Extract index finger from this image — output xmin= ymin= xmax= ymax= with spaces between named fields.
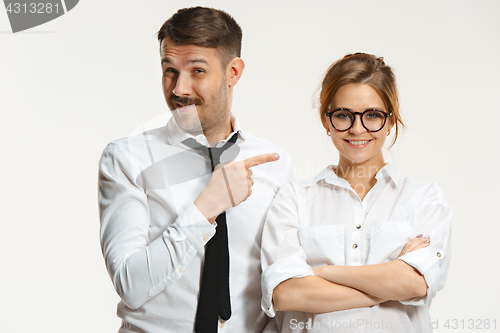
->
xmin=244 ymin=153 xmax=280 ymax=168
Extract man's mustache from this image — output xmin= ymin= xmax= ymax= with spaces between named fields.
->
xmin=170 ymin=96 xmax=203 ymax=107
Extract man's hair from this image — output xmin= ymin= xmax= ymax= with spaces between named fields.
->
xmin=157 ymin=7 xmax=242 ymax=68
xmin=319 ymin=53 xmax=405 ymax=147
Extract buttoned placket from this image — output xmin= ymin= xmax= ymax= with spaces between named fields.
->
xmin=351 ymin=179 xmax=389 ymax=265
xmin=325 ymin=175 xmax=364 ymax=266
xmin=327 ymin=174 xmax=389 ymax=266
xmin=350 ymin=194 xmax=364 ymax=265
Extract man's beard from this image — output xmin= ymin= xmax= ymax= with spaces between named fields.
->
xmin=168 ymin=78 xmax=229 ymax=138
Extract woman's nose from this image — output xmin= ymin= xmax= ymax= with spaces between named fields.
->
xmin=349 ymin=115 xmax=366 ymax=134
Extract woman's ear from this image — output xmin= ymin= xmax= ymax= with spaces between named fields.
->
xmin=388 ymin=115 xmax=395 ymax=132
xmin=227 ymin=58 xmax=245 ymax=87
xmin=321 ymin=113 xmax=330 ymax=133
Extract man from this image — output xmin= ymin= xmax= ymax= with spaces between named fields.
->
xmin=98 ymin=7 xmax=292 ymax=333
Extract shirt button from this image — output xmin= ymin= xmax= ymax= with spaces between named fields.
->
xmin=196 ymin=137 xmax=202 ymax=143
xmin=356 ymin=224 xmax=361 ymax=229
xmin=352 ymin=244 xmax=358 ymax=249
xmin=437 ymin=252 xmax=441 ymax=257
xmin=220 ymin=322 xmax=225 ymax=328
xmin=203 ymin=235 xmax=209 ymax=241
xmin=179 ymin=267 xmax=184 ymax=273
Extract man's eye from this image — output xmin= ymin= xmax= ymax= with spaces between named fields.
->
xmin=163 ymin=68 xmax=178 ymax=77
xmin=193 ymin=68 xmax=205 ymax=74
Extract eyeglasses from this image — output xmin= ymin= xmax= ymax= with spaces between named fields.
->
xmin=326 ymin=108 xmax=392 ymax=132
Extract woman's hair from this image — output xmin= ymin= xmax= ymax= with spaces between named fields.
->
xmin=319 ymin=53 xmax=404 ymax=147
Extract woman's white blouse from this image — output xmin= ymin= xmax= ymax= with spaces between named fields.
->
xmin=261 ymin=164 xmax=452 ymax=333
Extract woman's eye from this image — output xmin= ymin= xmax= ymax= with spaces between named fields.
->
xmin=366 ymin=111 xmax=383 ymax=119
xmin=334 ymin=112 xmax=351 ymax=119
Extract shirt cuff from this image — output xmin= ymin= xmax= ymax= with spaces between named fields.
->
xmin=261 ymin=256 xmax=313 ymax=317
xmin=173 ymin=203 xmax=216 ymax=249
xmin=398 ymin=247 xmax=443 ymax=306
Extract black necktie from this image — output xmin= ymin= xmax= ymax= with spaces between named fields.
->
xmin=183 ymin=134 xmax=238 ymax=333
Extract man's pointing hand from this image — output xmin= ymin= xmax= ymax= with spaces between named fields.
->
xmin=194 ymin=153 xmax=280 ymax=223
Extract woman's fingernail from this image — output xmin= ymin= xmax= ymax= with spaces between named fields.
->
xmin=416 ymin=234 xmax=422 ymax=238
xmin=424 ymin=239 xmax=430 ymax=243
xmin=424 ymin=235 xmax=430 ymax=238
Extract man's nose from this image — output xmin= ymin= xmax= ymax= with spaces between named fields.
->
xmin=173 ymin=73 xmax=192 ymax=96
xmin=349 ymin=115 xmax=366 ymax=134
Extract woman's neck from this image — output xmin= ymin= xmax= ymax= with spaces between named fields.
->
xmin=336 ymin=155 xmax=386 ymax=200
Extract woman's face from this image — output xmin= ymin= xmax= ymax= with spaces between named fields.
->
xmin=326 ymin=83 xmax=393 ymax=167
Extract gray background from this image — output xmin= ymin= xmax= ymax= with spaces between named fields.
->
xmin=1 ymin=0 xmax=499 ymax=332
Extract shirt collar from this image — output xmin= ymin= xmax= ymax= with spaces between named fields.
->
xmin=375 ymin=163 xmax=400 ymax=186
xmin=304 ymin=163 xmax=400 ymax=188
xmin=165 ymin=113 xmax=245 ymax=147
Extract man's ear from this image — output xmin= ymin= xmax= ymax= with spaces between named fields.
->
xmin=227 ymin=58 xmax=245 ymax=87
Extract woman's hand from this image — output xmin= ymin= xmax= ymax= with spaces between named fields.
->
xmin=398 ymin=234 xmax=430 ymax=258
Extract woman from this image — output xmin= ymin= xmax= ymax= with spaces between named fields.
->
xmin=261 ymin=53 xmax=452 ymax=332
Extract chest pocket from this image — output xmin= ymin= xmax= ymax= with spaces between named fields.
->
xmin=298 ymin=224 xmax=345 ymax=266
xmin=369 ymin=221 xmax=411 ymax=264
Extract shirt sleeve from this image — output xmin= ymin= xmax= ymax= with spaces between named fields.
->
xmin=98 ymin=142 xmax=216 ymax=309
xmin=261 ymin=316 xmax=279 ymax=333
xmin=260 ymin=181 xmax=314 ymax=317
xmin=397 ymin=182 xmax=452 ymax=306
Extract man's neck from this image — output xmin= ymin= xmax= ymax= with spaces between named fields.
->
xmin=206 ymin=121 xmax=233 ymax=147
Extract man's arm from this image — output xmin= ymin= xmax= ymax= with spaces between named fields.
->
xmin=99 ymin=143 xmax=216 ymax=309
xmin=99 ymin=143 xmax=279 ymax=309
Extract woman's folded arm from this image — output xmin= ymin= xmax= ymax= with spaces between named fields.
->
xmin=312 ymin=260 xmax=427 ymax=301
xmin=273 ymin=275 xmax=387 ymax=313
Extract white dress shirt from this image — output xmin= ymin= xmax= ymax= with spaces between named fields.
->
xmin=99 ymin=115 xmax=293 ymax=333
xmin=261 ymin=164 xmax=452 ymax=333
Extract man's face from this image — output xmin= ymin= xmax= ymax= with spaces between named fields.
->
xmin=160 ymin=38 xmax=231 ymax=139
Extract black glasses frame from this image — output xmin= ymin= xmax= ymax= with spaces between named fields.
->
xmin=326 ymin=108 xmax=393 ymax=132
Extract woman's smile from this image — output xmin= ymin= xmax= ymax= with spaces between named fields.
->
xmin=344 ymin=139 xmax=373 ymax=149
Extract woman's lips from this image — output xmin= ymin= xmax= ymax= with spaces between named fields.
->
xmin=344 ymin=139 xmax=372 ymax=149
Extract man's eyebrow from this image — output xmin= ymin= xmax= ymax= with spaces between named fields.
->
xmin=187 ymin=58 xmax=209 ymax=65
xmin=161 ymin=58 xmax=209 ymax=66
